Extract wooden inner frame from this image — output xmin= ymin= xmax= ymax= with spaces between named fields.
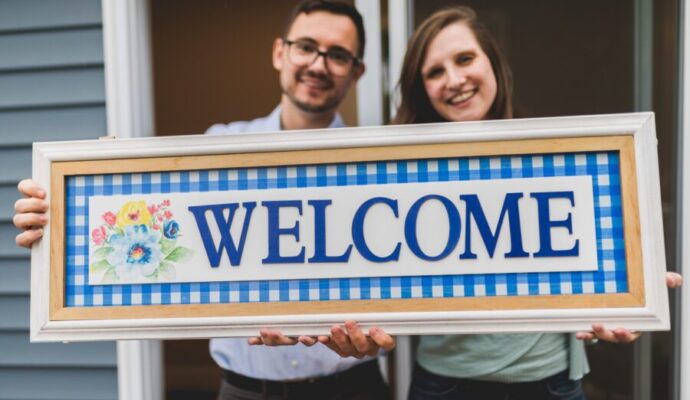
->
xmin=49 ymin=135 xmax=644 ymax=321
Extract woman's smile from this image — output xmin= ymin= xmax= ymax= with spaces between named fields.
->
xmin=446 ymin=88 xmax=478 ymax=106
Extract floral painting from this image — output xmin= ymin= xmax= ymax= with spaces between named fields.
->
xmin=89 ymin=200 xmax=193 ymax=284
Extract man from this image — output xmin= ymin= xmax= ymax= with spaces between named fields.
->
xmin=14 ymin=2 xmax=392 ymax=399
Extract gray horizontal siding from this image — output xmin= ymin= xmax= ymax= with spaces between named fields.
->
xmin=0 ymin=185 xmax=18 ymax=220
xmin=0 ymin=332 xmax=117 ymax=367
xmin=0 ymin=106 xmax=107 ymax=147
xmin=0 ymin=259 xmax=29 ymax=294
xmin=0 ymin=295 xmax=28 ymax=329
xmin=0 ymin=223 xmax=28 ymax=257
xmin=0 ymin=0 xmax=101 ymax=33
xmin=0 ymin=148 xmax=31 ymax=185
xmin=0 ymin=67 xmax=105 ymax=109
xmin=0 ymin=367 xmax=118 ymax=400
xmin=0 ymin=28 xmax=103 ymax=71
xmin=0 ymin=1 xmax=117 ymax=399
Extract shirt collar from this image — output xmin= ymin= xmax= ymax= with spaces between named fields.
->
xmin=268 ymin=105 xmax=347 ymax=131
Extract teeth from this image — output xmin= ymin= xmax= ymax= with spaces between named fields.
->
xmin=449 ymin=90 xmax=475 ymax=104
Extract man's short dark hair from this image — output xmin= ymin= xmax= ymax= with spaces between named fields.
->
xmin=283 ymin=0 xmax=366 ymax=58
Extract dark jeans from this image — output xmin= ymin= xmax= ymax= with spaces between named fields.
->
xmin=217 ymin=360 xmax=389 ymax=400
xmin=408 ymin=364 xmax=585 ymax=400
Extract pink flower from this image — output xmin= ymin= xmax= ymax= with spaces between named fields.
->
xmin=147 ymin=204 xmax=158 ymax=215
xmin=157 ymin=215 xmax=163 ymax=222
xmin=91 ymin=226 xmax=107 ymax=245
xmin=102 ymin=212 xmax=117 ymax=226
xmin=164 ymin=210 xmax=173 ymax=219
xmin=153 ymin=224 xmax=160 ymax=230
xmin=162 ymin=200 xmax=170 ymax=207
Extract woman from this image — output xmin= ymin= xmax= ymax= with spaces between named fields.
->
xmin=255 ymin=6 xmax=683 ymax=399
xmin=393 ymin=7 xmax=585 ymax=399
xmin=372 ymin=6 xmax=678 ymax=399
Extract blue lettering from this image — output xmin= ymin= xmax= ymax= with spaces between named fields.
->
xmin=352 ymin=197 xmax=401 ymax=262
xmin=188 ymin=202 xmax=256 ymax=267
xmin=308 ymin=199 xmax=352 ymax=263
xmin=262 ymin=200 xmax=305 ymax=264
xmin=405 ymin=195 xmax=460 ymax=261
xmin=460 ymin=193 xmax=528 ymax=259
xmin=531 ymin=191 xmax=579 ymax=257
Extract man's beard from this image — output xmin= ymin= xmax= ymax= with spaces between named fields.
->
xmin=284 ymin=70 xmax=340 ymax=113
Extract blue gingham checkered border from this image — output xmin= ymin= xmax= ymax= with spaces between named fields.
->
xmin=65 ymin=151 xmax=625 ymax=307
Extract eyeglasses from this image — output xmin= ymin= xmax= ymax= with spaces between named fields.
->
xmin=283 ymin=38 xmax=360 ymax=76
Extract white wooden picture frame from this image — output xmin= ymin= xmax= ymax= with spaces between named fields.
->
xmin=30 ymin=112 xmax=669 ymax=342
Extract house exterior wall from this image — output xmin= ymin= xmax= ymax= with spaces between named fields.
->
xmin=0 ymin=1 xmax=118 ymax=399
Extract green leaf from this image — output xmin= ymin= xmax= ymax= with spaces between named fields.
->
xmin=89 ymin=259 xmax=112 ymax=274
xmin=158 ymin=261 xmax=176 ymax=280
xmin=93 ymin=246 xmax=114 ymax=259
xmin=165 ymin=247 xmax=194 ymax=263
xmin=101 ymin=268 xmax=118 ymax=284
xmin=159 ymin=238 xmax=176 ymax=256
xmin=144 ymin=271 xmax=158 ymax=282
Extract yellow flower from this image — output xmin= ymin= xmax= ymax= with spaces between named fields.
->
xmin=116 ymin=201 xmax=152 ymax=228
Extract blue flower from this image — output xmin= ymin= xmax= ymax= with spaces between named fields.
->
xmin=107 ymin=224 xmax=163 ymax=281
xmin=163 ymin=220 xmax=180 ymax=239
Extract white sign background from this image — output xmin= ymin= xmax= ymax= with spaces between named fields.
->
xmin=88 ymin=176 xmax=597 ymax=285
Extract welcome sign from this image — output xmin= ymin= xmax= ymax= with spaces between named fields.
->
xmin=31 ymin=113 xmax=670 ymax=341
xmin=87 ymin=175 xmax=597 ymax=285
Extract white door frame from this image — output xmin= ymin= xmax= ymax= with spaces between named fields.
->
xmin=101 ymin=1 xmax=162 ymax=400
